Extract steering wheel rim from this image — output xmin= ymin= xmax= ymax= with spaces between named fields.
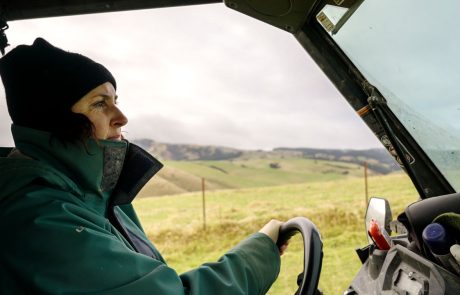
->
xmin=277 ymin=217 xmax=323 ymax=295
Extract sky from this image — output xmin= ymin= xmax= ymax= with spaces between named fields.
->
xmin=0 ymin=3 xmax=382 ymax=150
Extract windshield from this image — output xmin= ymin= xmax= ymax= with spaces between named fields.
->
xmin=317 ymin=0 xmax=460 ymax=192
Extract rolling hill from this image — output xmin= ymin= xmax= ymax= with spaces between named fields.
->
xmin=132 ymin=139 xmax=400 ymax=173
xmin=132 ymin=139 xmax=402 ymax=197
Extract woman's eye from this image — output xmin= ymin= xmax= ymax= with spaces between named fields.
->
xmin=92 ymin=101 xmax=106 ymax=109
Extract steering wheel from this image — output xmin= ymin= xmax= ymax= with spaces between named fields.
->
xmin=277 ymin=217 xmax=323 ymax=295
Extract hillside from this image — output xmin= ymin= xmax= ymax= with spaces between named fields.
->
xmin=138 ymin=155 xmax=386 ymax=198
xmin=274 ymin=147 xmax=400 ymax=174
xmin=132 ymin=139 xmax=401 ymax=174
xmin=132 ymin=139 xmax=402 ymax=197
xmin=133 ymin=139 xmax=243 ymax=161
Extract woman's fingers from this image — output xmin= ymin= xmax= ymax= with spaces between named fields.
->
xmin=259 ymin=219 xmax=291 ymax=255
xmin=279 ymin=241 xmax=289 ymax=255
xmin=259 ymin=219 xmax=284 ymax=242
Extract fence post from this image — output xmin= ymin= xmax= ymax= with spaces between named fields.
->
xmin=364 ymin=161 xmax=368 ymax=207
xmin=202 ymin=177 xmax=206 ymax=231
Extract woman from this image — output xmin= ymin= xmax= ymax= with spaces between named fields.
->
xmin=0 ymin=38 xmax=287 ymax=294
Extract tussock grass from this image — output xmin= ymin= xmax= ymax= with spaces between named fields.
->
xmin=134 ymin=173 xmax=417 ymax=294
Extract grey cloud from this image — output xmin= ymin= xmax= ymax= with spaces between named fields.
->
xmin=125 ymin=103 xmax=380 ymax=150
xmin=0 ymin=4 xmax=382 ymax=150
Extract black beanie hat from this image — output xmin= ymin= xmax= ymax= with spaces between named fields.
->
xmin=0 ymin=37 xmax=116 ymax=132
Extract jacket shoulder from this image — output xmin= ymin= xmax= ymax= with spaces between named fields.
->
xmin=0 ymin=156 xmax=81 ymax=201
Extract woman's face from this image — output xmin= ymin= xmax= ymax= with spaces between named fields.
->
xmin=71 ymin=82 xmax=128 ymax=141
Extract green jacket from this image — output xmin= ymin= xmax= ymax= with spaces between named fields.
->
xmin=0 ymin=125 xmax=280 ymax=294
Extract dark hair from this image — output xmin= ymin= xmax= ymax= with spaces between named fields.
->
xmin=49 ymin=112 xmax=95 ymax=148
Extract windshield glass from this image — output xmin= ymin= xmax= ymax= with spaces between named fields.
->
xmin=318 ymin=0 xmax=460 ymax=191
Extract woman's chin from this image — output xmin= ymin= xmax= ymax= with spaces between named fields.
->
xmin=107 ymin=137 xmax=122 ymax=141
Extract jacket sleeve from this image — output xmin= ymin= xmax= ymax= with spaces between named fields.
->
xmin=180 ymin=233 xmax=281 ymax=295
xmin=0 ymin=189 xmax=280 ymax=295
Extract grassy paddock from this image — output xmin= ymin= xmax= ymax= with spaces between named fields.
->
xmin=134 ymin=173 xmax=417 ymax=294
xmin=139 ymin=157 xmax=373 ymax=197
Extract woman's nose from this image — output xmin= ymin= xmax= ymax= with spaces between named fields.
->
xmin=112 ymin=106 xmax=128 ymax=127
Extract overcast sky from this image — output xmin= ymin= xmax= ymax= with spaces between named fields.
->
xmin=0 ymin=3 xmax=382 ymax=150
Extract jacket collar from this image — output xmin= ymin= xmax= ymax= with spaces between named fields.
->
xmin=12 ymin=125 xmax=127 ymax=197
xmin=11 ymin=125 xmax=163 ymax=204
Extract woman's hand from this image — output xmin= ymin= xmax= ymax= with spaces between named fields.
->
xmin=259 ymin=219 xmax=289 ymax=255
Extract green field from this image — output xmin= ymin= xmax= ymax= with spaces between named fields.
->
xmin=138 ymin=157 xmax=379 ymax=197
xmin=133 ymin=172 xmax=417 ymax=294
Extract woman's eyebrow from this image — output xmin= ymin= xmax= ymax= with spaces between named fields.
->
xmin=96 ymin=94 xmax=118 ymax=101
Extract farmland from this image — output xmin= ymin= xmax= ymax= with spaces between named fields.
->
xmin=134 ymin=171 xmax=417 ymax=294
xmin=137 ymin=156 xmax=385 ymax=197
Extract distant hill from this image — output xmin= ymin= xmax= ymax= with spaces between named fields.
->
xmin=273 ymin=147 xmax=400 ymax=174
xmin=131 ymin=139 xmax=402 ymax=197
xmin=132 ymin=139 xmax=400 ymax=174
xmin=132 ymin=139 xmax=242 ymax=161
xmin=138 ymin=156 xmax=380 ymax=198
